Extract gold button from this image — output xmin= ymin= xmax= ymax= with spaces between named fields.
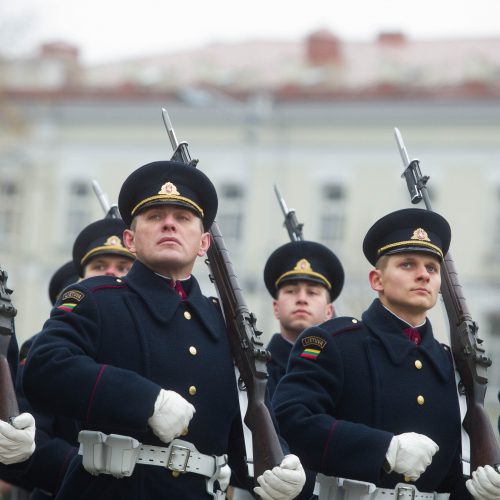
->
xmin=116 ymin=278 xmax=122 ymax=283
xmin=189 ymin=386 xmax=197 ymax=396
xmin=417 ymin=395 xmax=425 ymax=405
xmin=352 ymin=319 xmax=358 ymax=323
xmin=172 ymin=470 xmax=181 ymax=478
xmin=184 ymin=311 xmax=192 ymax=320
xmin=189 ymin=346 xmax=197 ymax=356
xmin=181 ymin=427 xmax=189 ymax=436
xmin=443 ymin=345 xmax=449 ymax=351
xmin=212 ymin=298 xmax=218 ymax=303
xmin=415 ymin=360 xmax=423 ymax=369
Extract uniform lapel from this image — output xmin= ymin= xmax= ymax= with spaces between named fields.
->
xmin=362 ymin=299 xmax=452 ymax=381
xmin=124 ymin=261 xmax=180 ymax=324
xmin=185 ymin=279 xmax=222 ymax=340
xmin=124 ymin=261 xmax=223 ymax=339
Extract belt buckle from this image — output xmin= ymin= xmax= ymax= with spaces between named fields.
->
xmin=167 ymin=443 xmax=191 ymax=473
xmin=396 ymin=484 xmax=416 ymax=500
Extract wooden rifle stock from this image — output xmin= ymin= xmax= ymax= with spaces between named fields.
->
xmin=161 ymin=108 xmax=284 ymax=480
xmin=0 ymin=268 xmax=19 ymax=422
xmin=440 ymin=255 xmax=500 ymax=470
xmin=394 ymin=128 xmax=500 ymax=473
xmin=208 ymin=223 xmax=284 ymax=478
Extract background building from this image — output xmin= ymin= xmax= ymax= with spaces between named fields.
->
xmin=2 ymin=31 xmax=500 ymax=424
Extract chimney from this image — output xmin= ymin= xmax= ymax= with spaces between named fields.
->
xmin=306 ymin=29 xmax=342 ymax=65
xmin=377 ymin=32 xmax=407 ymax=45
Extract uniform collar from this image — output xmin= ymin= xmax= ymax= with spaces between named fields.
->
xmin=124 ymin=260 xmax=221 ymax=339
xmin=362 ymin=299 xmax=451 ymax=381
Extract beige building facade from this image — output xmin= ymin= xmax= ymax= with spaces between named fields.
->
xmin=1 ymin=96 xmax=500 ymax=424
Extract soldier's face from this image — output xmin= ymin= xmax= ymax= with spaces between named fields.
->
xmin=369 ymin=252 xmax=441 ymax=324
xmin=273 ymin=281 xmax=333 ymax=340
xmin=123 ymin=205 xmax=210 ymax=278
xmin=83 ymin=255 xmax=134 ymax=279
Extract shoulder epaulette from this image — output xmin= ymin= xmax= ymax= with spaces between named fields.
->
xmin=87 ymin=276 xmax=127 ymax=293
xmin=321 ymin=316 xmax=363 ymax=337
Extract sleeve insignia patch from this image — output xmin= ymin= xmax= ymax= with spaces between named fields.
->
xmin=61 ymin=290 xmax=84 ymax=302
xmin=300 ymin=336 xmax=327 ymax=360
xmin=57 ymin=290 xmax=85 ymax=312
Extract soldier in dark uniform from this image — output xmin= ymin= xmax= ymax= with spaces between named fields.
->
xmin=13 ymin=218 xmax=135 ymax=499
xmin=272 ymin=207 xmax=500 ymax=499
xmin=23 ymin=160 xmax=306 ymax=500
xmin=263 ymin=240 xmax=344 ymax=399
xmin=264 ymin=242 xmax=344 ymax=500
xmin=72 ymin=217 xmax=135 ymax=280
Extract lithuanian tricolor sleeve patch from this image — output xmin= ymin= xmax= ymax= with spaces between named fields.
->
xmin=299 ymin=335 xmax=327 ymax=360
xmin=56 ymin=290 xmax=85 ymax=312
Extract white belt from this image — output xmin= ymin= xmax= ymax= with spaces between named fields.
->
xmin=78 ymin=431 xmax=227 ymax=499
xmin=137 ymin=440 xmax=225 ymax=478
xmin=316 ymin=474 xmax=450 ymax=500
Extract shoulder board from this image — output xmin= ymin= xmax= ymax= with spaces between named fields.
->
xmin=321 ymin=316 xmax=363 ymax=335
xmin=208 ymin=296 xmax=220 ymax=307
xmin=87 ymin=276 xmax=127 ymax=293
xmin=440 ymin=343 xmax=452 ymax=354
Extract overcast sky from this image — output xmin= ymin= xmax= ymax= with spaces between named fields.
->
xmin=3 ymin=0 xmax=499 ymax=64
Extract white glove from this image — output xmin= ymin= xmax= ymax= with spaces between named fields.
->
xmin=147 ymin=389 xmax=195 ymax=444
xmin=466 ymin=465 xmax=500 ymax=500
xmin=254 ymin=454 xmax=306 ymax=500
xmin=385 ymin=432 xmax=439 ymax=481
xmin=0 ymin=413 xmax=36 ymax=465
xmin=216 ymin=463 xmax=231 ymax=492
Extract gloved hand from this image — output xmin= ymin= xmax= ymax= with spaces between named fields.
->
xmin=216 ymin=463 xmax=231 ymax=492
xmin=0 ymin=413 xmax=36 ymax=465
xmin=147 ymin=389 xmax=195 ymax=444
xmin=466 ymin=465 xmax=500 ymax=499
xmin=254 ymin=454 xmax=306 ymax=500
xmin=385 ymin=432 xmax=439 ymax=481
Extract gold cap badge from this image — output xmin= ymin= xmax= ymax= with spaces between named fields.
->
xmin=294 ymin=258 xmax=312 ymax=272
xmin=411 ymin=228 xmax=430 ymax=242
xmin=158 ymin=182 xmax=180 ymax=196
xmin=104 ymin=235 xmax=125 ymax=248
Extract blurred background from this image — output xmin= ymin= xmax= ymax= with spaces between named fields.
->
xmin=0 ymin=1 xmax=500 ymax=495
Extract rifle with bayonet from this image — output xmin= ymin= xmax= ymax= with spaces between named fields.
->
xmin=273 ymin=185 xmax=304 ymax=242
xmin=91 ymin=180 xmax=121 ymax=219
xmin=0 ymin=268 xmax=19 ymax=422
xmin=394 ymin=127 xmax=500 ymax=474
xmin=161 ymin=108 xmax=284 ymax=481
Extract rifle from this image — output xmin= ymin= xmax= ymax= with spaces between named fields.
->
xmin=273 ymin=184 xmax=304 ymax=242
xmin=91 ymin=180 xmax=121 ymax=219
xmin=0 ymin=268 xmax=19 ymax=422
xmin=161 ymin=108 xmax=284 ymax=481
xmin=394 ymin=127 xmax=500 ymax=474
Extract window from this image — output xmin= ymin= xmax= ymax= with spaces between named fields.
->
xmin=319 ymin=184 xmax=346 ymax=247
xmin=216 ymin=183 xmax=245 ymax=249
xmin=0 ymin=181 xmax=20 ymax=249
xmin=66 ymin=181 xmax=92 ymax=243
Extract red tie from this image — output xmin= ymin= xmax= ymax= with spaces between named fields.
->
xmin=171 ymin=280 xmax=187 ymax=301
xmin=403 ymin=327 xmax=421 ymax=345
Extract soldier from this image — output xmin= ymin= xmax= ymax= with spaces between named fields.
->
xmin=272 ymin=207 xmax=500 ymax=499
xmin=14 ymin=218 xmax=135 ymax=499
xmin=263 ymin=240 xmax=344 ymax=399
xmin=72 ymin=217 xmax=136 ymax=279
xmin=23 ymin=160 xmax=305 ymax=499
xmin=263 ymin=240 xmax=344 ymax=500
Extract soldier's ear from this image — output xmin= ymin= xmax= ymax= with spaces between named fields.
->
xmin=272 ymin=299 xmax=280 ymax=320
xmin=123 ymin=229 xmax=136 ymax=253
xmin=197 ymin=232 xmax=211 ymax=257
xmin=369 ymin=269 xmax=383 ymax=292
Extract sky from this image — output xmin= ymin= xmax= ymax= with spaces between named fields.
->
xmin=2 ymin=0 xmax=500 ymax=64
